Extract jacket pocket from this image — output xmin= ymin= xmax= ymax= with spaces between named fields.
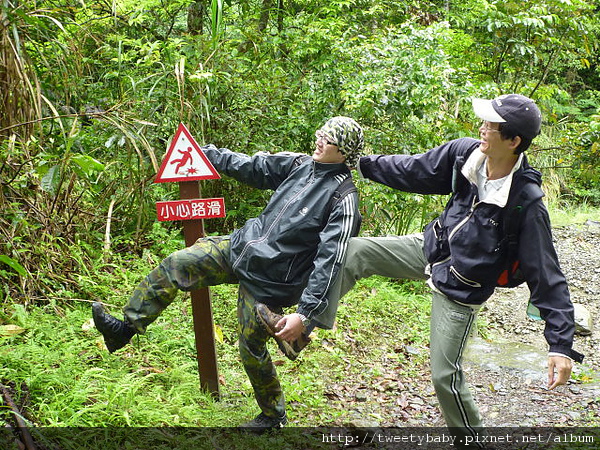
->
xmin=424 ymin=218 xmax=447 ymax=263
xmin=432 ymin=218 xmax=443 ymax=240
xmin=284 ymin=254 xmax=298 ymax=282
xmin=449 ymin=265 xmax=482 ymax=288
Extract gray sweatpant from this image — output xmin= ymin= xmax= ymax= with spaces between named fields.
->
xmin=330 ymin=234 xmax=485 ymax=448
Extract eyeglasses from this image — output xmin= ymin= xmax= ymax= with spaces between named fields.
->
xmin=480 ymin=121 xmax=501 ymax=134
xmin=315 ymin=130 xmax=337 ymax=146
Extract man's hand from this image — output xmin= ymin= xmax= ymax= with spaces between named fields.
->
xmin=275 ymin=313 xmax=305 ymax=342
xmin=548 ymin=355 xmax=573 ymax=390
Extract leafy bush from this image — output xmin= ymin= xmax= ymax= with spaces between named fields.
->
xmin=1 ymin=0 xmax=599 ymax=304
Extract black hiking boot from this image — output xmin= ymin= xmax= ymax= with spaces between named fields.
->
xmin=240 ymin=412 xmax=287 ymax=433
xmin=255 ymin=303 xmax=311 ymax=361
xmin=92 ymin=302 xmax=136 ymax=353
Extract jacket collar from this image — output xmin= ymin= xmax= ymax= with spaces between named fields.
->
xmin=312 ymin=160 xmax=351 ymax=175
xmin=461 ymin=147 xmax=524 ymax=207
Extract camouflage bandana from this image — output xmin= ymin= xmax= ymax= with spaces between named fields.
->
xmin=318 ymin=116 xmax=364 ymax=166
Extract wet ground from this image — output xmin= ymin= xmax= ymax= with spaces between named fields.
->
xmin=464 ymin=221 xmax=600 ymax=427
xmin=464 ymin=336 xmax=600 ymax=427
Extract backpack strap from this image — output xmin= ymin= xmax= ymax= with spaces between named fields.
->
xmin=451 ymin=155 xmax=467 ymax=194
xmin=321 ymin=175 xmax=359 ymax=231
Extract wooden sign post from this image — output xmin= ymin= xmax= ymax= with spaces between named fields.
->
xmin=154 ymin=123 xmax=225 ymax=398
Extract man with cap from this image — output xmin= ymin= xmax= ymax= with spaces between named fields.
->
xmin=328 ymin=95 xmax=583 ymax=448
xmin=91 ymin=116 xmax=364 ymax=430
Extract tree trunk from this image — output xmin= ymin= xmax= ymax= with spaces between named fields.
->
xmin=258 ymin=0 xmax=273 ymax=33
xmin=188 ymin=0 xmax=206 ymax=35
xmin=277 ymin=0 xmax=284 ymax=33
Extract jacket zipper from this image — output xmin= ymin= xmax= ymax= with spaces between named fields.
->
xmin=232 ymin=163 xmax=316 ymax=269
xmin=444 ymin=196 xmax=484 ymax=287
xmin=285 ymin=254 xmax=298 ymax=282
xmin=448 ymin=196 xmax=479 ymax=241
xmin=431 ymin=196 xmax=479 ymax=271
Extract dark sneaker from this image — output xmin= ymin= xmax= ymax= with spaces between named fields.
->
xmin=92 ymin=302 xmax=136 ymax=353
xmin=240 ymin=412 xmax=287 ymax=433
xmin=255 ymin=303 xmax=311 ymax=361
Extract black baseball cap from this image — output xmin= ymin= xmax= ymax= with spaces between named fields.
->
xmin=472 ymin=94 xmax=542 ymax=139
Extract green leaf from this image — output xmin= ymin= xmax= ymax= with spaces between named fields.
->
xmin=71 ymin=154 xmax=105 ymax=178
xmin=41 ymin=165 xmax=60 ymax=194
xmin=0 ymin=255 xmax=29 ymax=278
xmin=0 ymin=324 xmax=26 ymax=337
xmin=211 ymin=0 xmax=223 ymax=39
xmin=214 ymin=324 xmax=224 ymax=344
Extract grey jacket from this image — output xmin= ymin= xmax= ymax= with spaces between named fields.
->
xmin=202 ymin=145 xmax=361 ymax=321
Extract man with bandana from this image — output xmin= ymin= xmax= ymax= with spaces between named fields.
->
xmin=92 ymin=116 xmax=364 ymax=431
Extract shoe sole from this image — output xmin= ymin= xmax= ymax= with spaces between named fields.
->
xmin=255 ymin=305 xmax=280 ymax=337
xmin=255 ymin=306 xmax=299 ymax=361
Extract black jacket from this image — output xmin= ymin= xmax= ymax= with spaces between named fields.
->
xmin=203 ymin=146 xmax=361 ymax=319
xmin=359 ymin=137 xmax=582 ymax=361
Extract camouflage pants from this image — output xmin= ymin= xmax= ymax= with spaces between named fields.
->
xmin=123 ymin=235 xmax=286 ymax=419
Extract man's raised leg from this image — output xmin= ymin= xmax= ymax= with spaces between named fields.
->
xmin=94 ymin=236 xmax=236 ymax=352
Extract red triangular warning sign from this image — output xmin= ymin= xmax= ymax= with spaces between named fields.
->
xmin=155 ymin=123 xmax=220 ymax=183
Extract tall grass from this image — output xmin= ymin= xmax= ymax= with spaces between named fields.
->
xmin=1 ymin=255 xmax=431 ymax=431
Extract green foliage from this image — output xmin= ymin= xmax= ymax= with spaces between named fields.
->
xmin=0 ymin=271 xmax=433 ymax=430
xmin=0 ymin=255 xmax=28 ymax=283
xmin=447 ymin=0 xmax=597 ymax=93
xmin=1 ymin=0 xmax=599 ymax=304
xmin=1 ymin=0 xmax=599 ymax=434
xmin=335 ymin=276 xmax=431 ymax=346
xmin=527 ymin=90 xmax=600 ymax=206
xmin=339 ymin=23 xmax=467 ymax=124
xmin=359 ymin=180 xmax=445 ymax=236
xmin=556 ymin=110 xmax=600 ymax=203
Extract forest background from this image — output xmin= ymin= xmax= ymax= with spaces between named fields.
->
xmin=1 ymin=0 xmax=600 ymax=437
